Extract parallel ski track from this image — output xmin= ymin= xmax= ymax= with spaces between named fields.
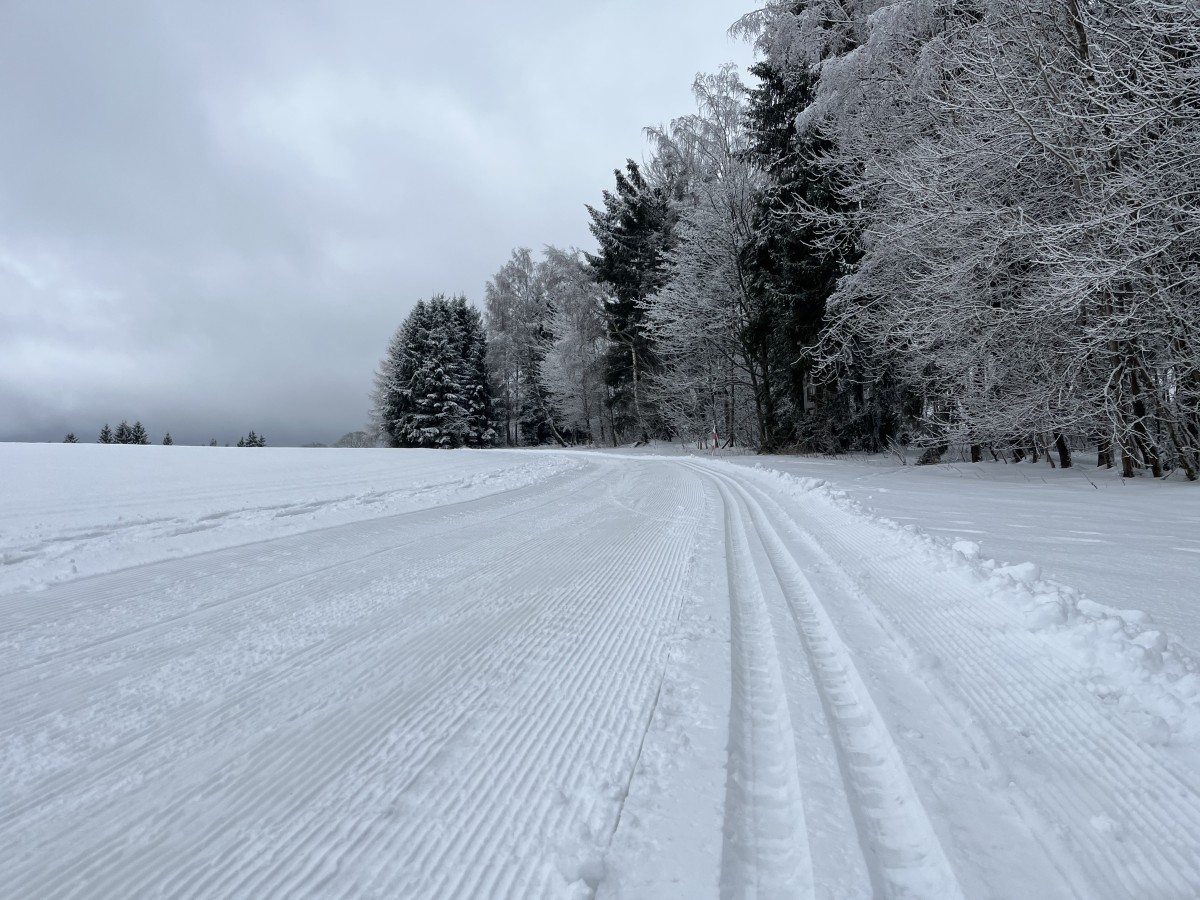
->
xmin=715 ymin=474 xmax=815 ymax=898
xmin=2 ymin=458 xmax=705 ymax=899
xmin=725 ymin=465 xmax=1200 ymax=899
xmin=695 ymin=463 xmax=965 ymax=900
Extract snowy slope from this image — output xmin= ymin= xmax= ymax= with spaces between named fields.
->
xmin=2 ymin=444 xmax=1199 ymax=898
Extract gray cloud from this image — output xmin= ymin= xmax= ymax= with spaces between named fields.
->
xmin=0 ymin=0 xmax=753 ymax=446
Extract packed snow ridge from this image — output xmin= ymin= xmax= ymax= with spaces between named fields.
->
xmin=2 ymin=443 xmax=1198 ymax=899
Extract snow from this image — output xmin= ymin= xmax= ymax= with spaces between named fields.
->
xmin=3 ymin=443 xmax=1200 ymax=898
xmin=0 ymin=443 xmax=582 ymax=595
xmin=726 ymin=452 xmax=1200 ymax=651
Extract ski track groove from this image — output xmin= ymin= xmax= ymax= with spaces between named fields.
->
xmin=701 ymin=465 xmax=964 ymax=900
xmin=723 ymin=465 xmax=1200 ymax=900
xmin=716 ymin=476 xmax=815 ymax=899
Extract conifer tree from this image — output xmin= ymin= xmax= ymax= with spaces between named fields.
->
xmin=99 ymin=424 xmax=114 ymax=444
xmin=64 ymin=432 xmax=78 ymax=443
xmin=456 ymin=296 xmax=497 ymax=447
xmin=114 ymin=421 xmax=132 ymax=444
xmin=130 ymin=421 xmax=149 ymax=445
xmin=586 ymin=160 xmax=678 ymax=442
xmin=371 ymin=294 xmax=496 ymax=448
xmin=162 ymin=433 xmax=173 ymax=445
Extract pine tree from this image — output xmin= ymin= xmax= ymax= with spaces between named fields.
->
xmin=371 ymin=294 xmax=496 ymax=449
xmin=235 ymin=431 xmax=265 ymax=447
xmin=162 ymin=433 xmax=173 ymax=445
xmin=586 ymin=160 xmax=677 ymax=442
xmin=114 ymin=421 xmax=132 ymax=444
xmin=64 ymin=432 xmax=78 ymax=443
xmin=455 ymin=296 xmax=497 ymax=447
xmin=99 ymin=424 xmax=114 ymax=444
xmin=130 ymin=421 xmax=149 ymax=445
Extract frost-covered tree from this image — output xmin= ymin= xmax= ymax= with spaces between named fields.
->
xmin=537 ymin=247 xmax=612 ymax=445
xmin=162 ymin=432 xmax=173 ymax=445
xmin=98 ymin=424 xmax=113 ymax=444
xmin=484 ymin=249 xmax=563 ymax=445
xmin=482 ymin=0 xmax=1200 ymax=470
xmin=643 ymin=66 xmax=772 ymax=447
xmin=63 ymin=432 xmax=78 ymax=443
xmin=783 ymin=0 xmax=1200 ymax=474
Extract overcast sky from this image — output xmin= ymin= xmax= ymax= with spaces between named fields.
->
xmin=0 ymin=1 xmax=755 ymax=446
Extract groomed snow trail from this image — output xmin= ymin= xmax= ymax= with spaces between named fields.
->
xmin=2 ymin=457 xmax=704 ymax=899
xmin=4 ymin=449 xmax=1200 ymax=899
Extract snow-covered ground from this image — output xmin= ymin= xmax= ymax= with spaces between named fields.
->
xmin=2 ymin=443 xmax=1198 ymax=898
xmin=724 ymin=451 xmax=1200 ymax=653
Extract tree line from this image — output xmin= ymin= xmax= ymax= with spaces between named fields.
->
xmin=62 ymin=423 xmax=266 ymax=446
xmin=372 ymin=1 xmax=1199 ymax=478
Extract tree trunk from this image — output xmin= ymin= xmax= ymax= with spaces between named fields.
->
xmin=1096 ymin=431 xmax=1113 ymax=468
xmin=1054 ymin=433 xmax=1072 ymax=469
xmin=1122 ymin=446 xmax=1136 ymax=479
xmin=1128 ymin=366 xmax=1163 ymax=477
xmin=970 ymin=443 xmax=983 ymax=463
xmin=1167 ymin=421 xmax=1198 ymax=482
xmin=630 ymin=344 xmax=648 ymax=444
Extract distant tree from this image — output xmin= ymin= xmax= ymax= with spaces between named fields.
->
xmin=99 ymin=423 xmax=114 ymax=444
xmin=114 ymin=421 xmax=132 ymax=444
xmin=130 ymin=421 xmax=149 ymax=445
xmin=237 ymin=431 xmax=265 ymax=447
xmin=333 ymin=431 xmax=372 ymax=448
xmin=371 ymin=294 xmax=496 ymax=449
xmin=162 ymin=432 xmax=173 ymax=445
xmin=209 ymin=438 xmax=217 ymax=447
xmin=63 ymin=432 xmax=79 ymax=443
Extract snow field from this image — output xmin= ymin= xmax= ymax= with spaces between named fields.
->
xmin=0 ymin=443 xmax=583 ymax=596
xmin=3 ymin=444 xmax=1200 ymax=898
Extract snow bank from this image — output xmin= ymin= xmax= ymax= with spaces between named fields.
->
xmin=745 ymin=464 xmax=1200 ymax=744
